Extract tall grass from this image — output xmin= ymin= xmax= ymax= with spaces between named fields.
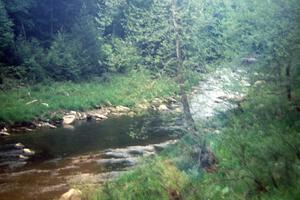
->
xmin=85 ymin=158 xmax=188 ymax=200
xmin=0 ymin=71 xmax=178 ymax=122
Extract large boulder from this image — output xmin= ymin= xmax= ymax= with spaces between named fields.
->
xmin=59 ymin=189 xmax=82 ymax=200
xmin=63 ymin=115 xmax=76 ymax=125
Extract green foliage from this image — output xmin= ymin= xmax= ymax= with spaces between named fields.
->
xmin=101 ymin=39 xmax=141 ymax=73
xmin=0 ymin=71 xmax=178 ymax=122
xmin=216 ymin=86 xmax=300 ymax=186
xmin=179 ymin=84 xmax=300 ymax=200
xmin=182 ymin=69 xmax=203 ymax=90
xmin=87 ymin=158 xmax=188 ymax=200
xmin=0 ymin=0 xmax=105 ymax=83
xmin=0 ymin=0 xmax=13 ymax=61
xmin=14 ymin=38 xmax=47 ymax=82
xmin=71 ymin=11 xmax=103 ymax=77
xmin=124 ymin=0 xmax=175 ymax=74
xmin=46 ymin=33 xmax=81 ymax=81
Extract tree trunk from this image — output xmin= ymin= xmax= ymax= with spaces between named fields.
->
xmin=286 ymin=61 xmax=292 ymax=101
xmin=170 ymin=0 xmax=216 ymax=171
xmin=170 ymin=0 xmax=196 ymax=132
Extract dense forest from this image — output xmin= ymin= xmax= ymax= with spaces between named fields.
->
xmin=0 ymin=0 xmax=300 ymax=200
xmin=1 ymin=0 xmax=298 ymax=85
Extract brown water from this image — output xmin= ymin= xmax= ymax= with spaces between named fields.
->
xmin=0 ymin=114 xmax=180 ymax=200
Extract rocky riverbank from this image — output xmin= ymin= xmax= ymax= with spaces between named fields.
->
xmin=0 ymin=96 xmax=181 ymax=137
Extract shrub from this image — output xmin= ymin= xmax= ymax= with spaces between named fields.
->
xmin=101 ymin=38 xmax=142 ymax=73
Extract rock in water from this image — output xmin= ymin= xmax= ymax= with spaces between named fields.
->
xmin=59 ymin=189 xmax=82 ymax=200
xmin=15 ymin=143 xmax=25 ymax=149
xmin=23 ymin=148 xmax=35 ymax=156
xmin=0 ymin=131 xmax=10 ymax=136
xmin=63 ymin=115 xmax=76 ymax=125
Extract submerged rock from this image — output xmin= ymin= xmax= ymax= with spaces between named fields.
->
xmin=63 ymin=124 xmax=75 ymax=130
xmin=96 ymin=157 xmax=138 ymax=166
xmin=104 ymin=152 xmax=130 ymax=158
xmin=14 ymin=143 xmax=25 ymax=149
xmin=0 ymin=161 xmax=27 ymax=169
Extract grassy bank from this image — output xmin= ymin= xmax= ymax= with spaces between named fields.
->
xmin=85 ymin=83 xmax=300 ymax=200
xmin=0 ymin=71 xmax=178 ymax=123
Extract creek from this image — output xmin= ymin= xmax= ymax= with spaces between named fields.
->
xmin=0 ymin=68 xmax=250 ymax=200
xmin=0 ymin=114 xmax=180 ymax=200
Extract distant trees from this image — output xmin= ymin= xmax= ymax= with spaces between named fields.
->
xmin=0 ymin=0 xmax=14 ymax=62
xmin=220 ymin=0 xmax=300 ymax=100
xmin=0 ymin=0 xmax=104 ymax=84
xmin=0 ymin=0 xmax=299 ymax=91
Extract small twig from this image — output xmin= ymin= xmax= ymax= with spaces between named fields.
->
xmin=25 ymin=99 xmax=38 ymax=105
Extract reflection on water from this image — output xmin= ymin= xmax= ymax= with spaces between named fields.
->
xmin=1 ymin=114 xmax=175 ymax=159
xmin=0 ymin=113 xmax=180 ymax=200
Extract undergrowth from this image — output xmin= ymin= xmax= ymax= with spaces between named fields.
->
xmin=85 ymin=82 xmax=300 ymax=200
xmin=0 ymin=71 xmax=178 ymax=123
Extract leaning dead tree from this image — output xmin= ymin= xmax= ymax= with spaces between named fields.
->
xmin=170 ymin=0 xmax=216 ymax=170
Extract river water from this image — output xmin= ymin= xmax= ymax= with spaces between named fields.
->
xmin=0 ymin=114 xmax=179 ymax=200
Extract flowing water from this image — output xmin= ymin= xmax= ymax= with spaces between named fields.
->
xmin=0 ymin=114 xmax=180 ymax=200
